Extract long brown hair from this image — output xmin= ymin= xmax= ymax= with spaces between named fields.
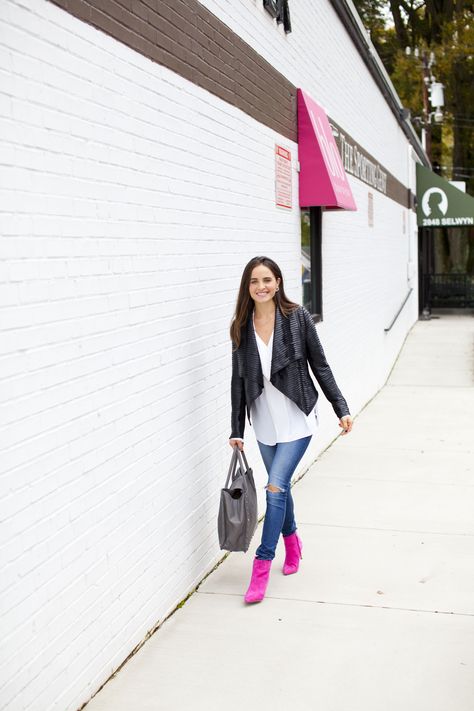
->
xmin=230 ymin=256 xmax=298 ymax=348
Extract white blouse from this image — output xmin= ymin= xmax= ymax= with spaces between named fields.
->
xmin=249 ymin=319 xmax=319 ymax=446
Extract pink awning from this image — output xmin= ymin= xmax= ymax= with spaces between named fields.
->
xmin=298 ymin=89 xmax=357 ymax=210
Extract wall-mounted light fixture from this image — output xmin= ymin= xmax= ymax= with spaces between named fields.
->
xmin=263 ymin=0 xmax=279 ymax=18
xmin=263 ymin=0 xmax=292 ymax=33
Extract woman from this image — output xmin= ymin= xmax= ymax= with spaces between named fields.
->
xmin=229 ymin=256 xmax=353 ymax=604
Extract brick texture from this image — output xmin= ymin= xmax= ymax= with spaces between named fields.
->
xmin=0 ymin=1 xmax=419 ymax=709
xmin=48 ymin=0 xmax=298 ymax=142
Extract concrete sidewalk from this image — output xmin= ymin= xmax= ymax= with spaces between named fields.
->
xmin=86 ymin=314 xmax=474 ymax=711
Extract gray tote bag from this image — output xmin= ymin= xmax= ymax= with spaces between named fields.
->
xmin=218 ymin=447 xmax=258 ymax=552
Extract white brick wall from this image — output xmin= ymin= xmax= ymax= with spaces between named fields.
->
xmin=0 ymin=1 xmax=419 ymax=710
xmin=198 ymin=0 xmax=413 ymax=185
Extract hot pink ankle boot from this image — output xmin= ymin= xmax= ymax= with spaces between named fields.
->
xmin=244 ymin=558 xmax=272 ymax=603
xmin=283 ymin=532 xmax=303 ymax=575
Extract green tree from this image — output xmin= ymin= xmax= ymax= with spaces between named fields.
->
xmin=354 ymin=1 xmax=473 ymax=188
xmin=354 ymin=0 xmax=474 ymax=276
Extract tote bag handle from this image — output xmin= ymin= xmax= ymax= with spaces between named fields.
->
xmin=224 ymin=446 xmax=250 ymax=489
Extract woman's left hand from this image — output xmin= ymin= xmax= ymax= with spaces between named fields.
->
xmin=339 ymin=415 xmax=353 ymax=435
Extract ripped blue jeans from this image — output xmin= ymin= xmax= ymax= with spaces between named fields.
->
xmin=255 ymin=436 xmax=312 ymax=561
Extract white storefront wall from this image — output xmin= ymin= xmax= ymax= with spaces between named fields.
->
xmin=200 ymin=0 xmax=411 ymax=185
xmin=0 ymin=1 xmax=420 ymax=709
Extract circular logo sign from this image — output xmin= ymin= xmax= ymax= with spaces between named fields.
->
xmin=421 ymin=187 xmax=448 ymax=217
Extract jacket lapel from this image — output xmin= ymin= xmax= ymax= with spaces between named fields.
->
xmin=241 ymin=307 xmax=304 ymax=380
xmin=271 ymin=307 xmax=304 ymax=376
xmin=245 ymin=311 xmax=263 ymax=386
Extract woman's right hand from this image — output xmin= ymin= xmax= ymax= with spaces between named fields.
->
xmin=229 ymin=438 xmax=244 ymax=450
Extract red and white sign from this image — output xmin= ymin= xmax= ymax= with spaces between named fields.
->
xmin=275 ymin=145 xmax=292 ymax=209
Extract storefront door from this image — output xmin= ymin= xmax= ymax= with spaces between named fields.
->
xmin=416 ymin=164 xmax=474 ymax=313
xmin=418 ymin=226 xmax=474 ymax=312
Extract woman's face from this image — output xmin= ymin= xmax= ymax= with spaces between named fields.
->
xmin=248 ymin=264 xmax=280 ymax=305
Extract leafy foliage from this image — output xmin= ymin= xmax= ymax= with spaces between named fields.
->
xmin=353 ymin=0 xmax=473 ymax=192
xmin=354 ymin=1 xmax=474 ymax=276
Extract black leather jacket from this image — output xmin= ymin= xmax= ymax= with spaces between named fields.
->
xmin=230 ymin=305 xmax=350 ymax=439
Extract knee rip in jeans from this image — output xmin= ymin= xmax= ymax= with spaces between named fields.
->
xmin=266 ymin=483 xmax=283 ymax=493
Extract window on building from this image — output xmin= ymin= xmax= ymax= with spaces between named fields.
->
xmin=301 ymin=207 xmax=323 ymax=321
